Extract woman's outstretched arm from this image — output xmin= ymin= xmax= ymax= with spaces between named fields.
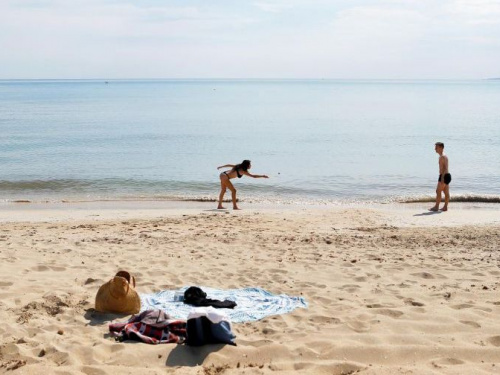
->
xmin=244 ymin=171 xmax=269 ymax=178
xmin=217 ymin=164 xmax=235 ymax=170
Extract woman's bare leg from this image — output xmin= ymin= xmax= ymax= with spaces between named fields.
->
xmin=226 ymin=180 xmax=239 ymax=209
xmin=231 ymin=188 xmax=239 ymax=210
xmin=217 ymin=176 xmax=227 ymax=209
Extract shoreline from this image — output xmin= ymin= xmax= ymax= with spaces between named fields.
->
xmin=0 ymin=201 xmax=499 ymax=227
xmin=2 ymin=192 xmax=500 ymax=206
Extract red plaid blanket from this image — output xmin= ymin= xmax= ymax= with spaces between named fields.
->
xmin=109 ymin=310 xmax=187 ymax=345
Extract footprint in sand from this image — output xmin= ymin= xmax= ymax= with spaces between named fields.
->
xmin=340 ymin=284 xmax=361 ymax=293
xmin=49 ymin=266 xmax=66 ymax=272
xmin=109 ymin=344 xmax=125 ymax=353
xmin=487 ymin=336 xmax=500 ymax=347
xmin=371 ymin=308 xmax=404 ymax=318
xmin=404 ymin=299 xmax=425 ymax=307
xmin=431 ymin=358 xmax=465 ymax=367
xmin=308 ymin=315 xmax=341 ymax=325
xmin=269 ymin=269 xmax=288 ymax=275
xmin=81 ymin=366 xmax=107 ymax=375
xmin=474 ymin=306 xmax=492 ymax=313
xmin=366 ymin=303 xmax=384 ymax=308
xmin=49 ymin=351 xmax=71 ymax=366
xmin=261 ymin=327 xmax=278 ymax=335
xmin=460 ymin=320 xmax=481 ymax=328
xmin=295 ymin=362 xmax=364 ymax=374
xmin=396 ymin=283 xmax=411 ymax=289
xmin=0 ymin=281 xmax=13 ymax=287
xmin=31 ymin=265 xmax=50 ymax=272
xmin=366 ymin=303 xmax=396 ymax=309
xmin=411 ymin=272 xmax=435 ymax=279
xmin=312 ymin=296 xmax=333 ymax=304
xmin=312 ymin=283 xmax=327 ymax=289
xmin=450 ymin=303 xmax=474 ymax=310
xmin=236 ymin=338 xmax=273 ymax=347
xmin=411 ymin=272 xmax=434 ymax=279
xmin=345 ymin=320 xmax=371 ymax=333
xmin=344 ymin=314 xmax=378 ymax=333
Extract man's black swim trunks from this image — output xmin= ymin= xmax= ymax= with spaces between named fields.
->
xmin=438 ymin=173 xmax=452 ymax=185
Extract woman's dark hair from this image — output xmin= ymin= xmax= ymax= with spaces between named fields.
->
xmin=234 ymin=159 xmax=251 ymax=172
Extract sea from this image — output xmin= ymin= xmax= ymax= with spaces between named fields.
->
xmin=1 ymin=79 xmax=499 ymax=206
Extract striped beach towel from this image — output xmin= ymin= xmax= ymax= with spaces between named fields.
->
xmin=140 ymin=287 xmax=307 ymax=323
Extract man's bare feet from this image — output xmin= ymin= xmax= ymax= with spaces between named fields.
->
xmin=217 ymin=206 xmax=226 ymax=209
xmin=429 ymin=206 xmax=439 ymax=212
xmin=233 ymin=207 xmax=241 ymax=210
xmin=440 ymin=207 xmax=448 ymax=212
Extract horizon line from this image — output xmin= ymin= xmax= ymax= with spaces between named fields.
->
xmin=0 ymin=77 xmax=499 ymax=81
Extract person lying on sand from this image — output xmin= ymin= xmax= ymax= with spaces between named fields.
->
xmin=217 ymin=160 xmax=269 ymax=210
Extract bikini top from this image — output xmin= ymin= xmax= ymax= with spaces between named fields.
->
xmin=235 ymin=168 xmax=243 ymax=178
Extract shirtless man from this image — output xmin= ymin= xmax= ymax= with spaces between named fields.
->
xmin=429 ymin=142 xmax=451 ymax=212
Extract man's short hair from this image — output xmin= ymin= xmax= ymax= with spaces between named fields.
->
xmin=435 ymin=142 xmax=444 ymax=148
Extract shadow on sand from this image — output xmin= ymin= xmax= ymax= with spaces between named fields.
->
xmin=83 ymin=308 xmax=129 ymax=326
xmin=413 ymin=211 xmax=443 ymax=217
xmin=166 ymin=344 xmax=225 ymax=367
xmin=204 ymin=209 xmax=231 ymax=213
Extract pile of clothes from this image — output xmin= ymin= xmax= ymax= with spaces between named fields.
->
xmin=109 ymin=306 xmax=236 ymax=346
xmin=95 ymin=274 xmax=237 ymax=346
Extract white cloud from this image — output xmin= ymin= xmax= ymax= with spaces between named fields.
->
xmin=331 ymin=6 xmax=428 ymax=43
xmin=0 ymin=0 xmax=499 ymax=78
xmin=444 ymin=0 xmax=500 ymax=25
xmin=253 ymin=0 xmax=331 ymax=13
xmin=254 ymin=1 xmax=291 ymax=13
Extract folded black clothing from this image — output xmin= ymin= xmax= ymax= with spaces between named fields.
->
xmin=186 ymin=316 xmax=236 ymax=346
xmin=183 ymin=286 xmax=237 ymax=309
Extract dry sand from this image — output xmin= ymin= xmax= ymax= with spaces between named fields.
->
xmin=0 ymin=203 xmax=499 ymax=374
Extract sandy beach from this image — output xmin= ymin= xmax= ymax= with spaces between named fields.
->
xmin=1 ymin=203 xmax=499 ymax=374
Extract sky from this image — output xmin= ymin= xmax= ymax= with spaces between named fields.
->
xmin=1 ymin=0 xmax=500 ymax=79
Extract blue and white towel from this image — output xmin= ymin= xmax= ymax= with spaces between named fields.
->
xmin=140 ymin=287 xmax=308 ymax=323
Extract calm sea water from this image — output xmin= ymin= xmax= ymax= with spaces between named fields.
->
xmin=1 ymin=79 xmax=499 ymax=205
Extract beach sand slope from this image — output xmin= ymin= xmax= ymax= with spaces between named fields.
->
xmin=0 ymin=207 xmax=499 ymax=374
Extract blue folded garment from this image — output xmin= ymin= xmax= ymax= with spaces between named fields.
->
xmin=140 ymin=287 xmax=308 ymax=323
xmin=186 ymin=317 xmax=236 ymax=346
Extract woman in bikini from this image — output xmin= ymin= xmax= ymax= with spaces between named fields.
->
xmin=217 ymin=160 xmax=269 ymax=210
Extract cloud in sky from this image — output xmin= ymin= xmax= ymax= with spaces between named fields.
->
xmin=0 ymin=0 xmax=499 ymax=78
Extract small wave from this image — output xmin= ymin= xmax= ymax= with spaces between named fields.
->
xmin=2 ymin=196 xmax=230 ymax=204
xmin=177 ymin=197 xmax=219 ymax=202
xmin=399 ymin=194 xmax=500 ymax=204
xmin=0 ymin=179 xmax=96 ymax=191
